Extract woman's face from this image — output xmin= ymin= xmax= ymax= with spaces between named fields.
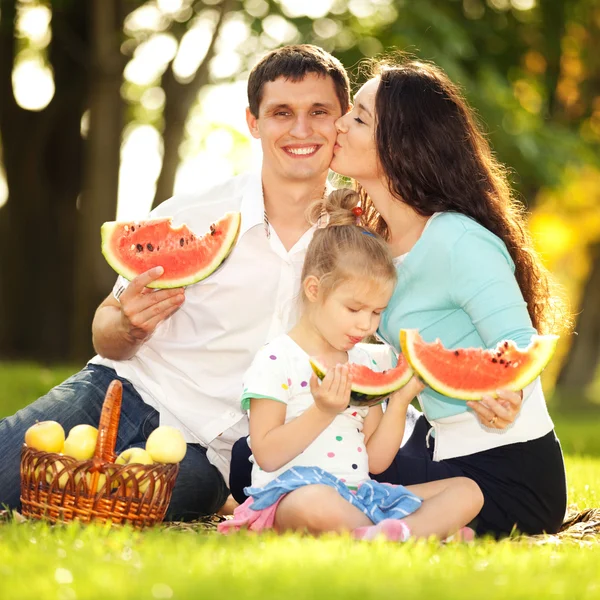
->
xmin=330 ymin=77 xmax=380 ymax=183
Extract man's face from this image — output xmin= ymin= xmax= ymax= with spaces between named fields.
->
xmin=246 ymin=73 xmax=342 ymax=184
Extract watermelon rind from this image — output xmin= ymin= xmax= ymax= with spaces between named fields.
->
xmin=309 ymin=356 xmax=413 ymax=407
xmin=400 ymin=329 xmax=559 ymax=401
xmin=101 ymin=212 xmax=241 ymax=289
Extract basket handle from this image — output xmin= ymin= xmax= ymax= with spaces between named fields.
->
xmin=92 ymin=379 xmax=122 ymax=465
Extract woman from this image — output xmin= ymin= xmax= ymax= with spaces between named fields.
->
xmin=329 ymin=57 xmax=570 ymax=537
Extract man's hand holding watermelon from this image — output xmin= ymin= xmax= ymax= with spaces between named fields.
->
xmin=93 ymin=266 xmax=185 ymax=361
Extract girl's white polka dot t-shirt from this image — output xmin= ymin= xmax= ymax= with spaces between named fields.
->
xmin=242 ymin=334 xmax=390 ymax=489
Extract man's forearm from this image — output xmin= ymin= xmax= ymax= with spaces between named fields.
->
xmin=92 ymin=305 xmax=143 ymax=361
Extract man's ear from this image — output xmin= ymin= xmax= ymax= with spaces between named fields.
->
xmin=246 ymin=107 xmax=260 ymax=139
xmin=303 ymin=275 xmax=321 ymax=303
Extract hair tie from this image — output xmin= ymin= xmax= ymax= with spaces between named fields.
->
xmin=317 ymin=211 xmax=330 ymax=229
xmin=362 ymin=230 xmax=376 ymax=237
xmin=351 ymin=206 xmax=363 ymax=225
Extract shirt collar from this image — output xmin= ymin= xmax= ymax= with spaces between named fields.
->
xmin=238 ymin=170 xmax=336 ymax=239
xmin=238 ymin=170 xmax=267 ymax=238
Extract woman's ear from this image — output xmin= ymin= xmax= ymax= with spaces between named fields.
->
xmin=303 ymin=275 xmax=320 ymax=303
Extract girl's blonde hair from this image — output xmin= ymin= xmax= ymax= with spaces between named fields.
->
xmin=302 ymin=188 xmax=396 ymax=304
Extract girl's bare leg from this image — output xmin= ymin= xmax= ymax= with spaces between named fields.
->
xmin=274 ymin=484 xmax=372 ymax=534
xmin=272 ymin=477 xmax=483 ymax=541
xmin=400 ymin=477 xmax=484 ymax=539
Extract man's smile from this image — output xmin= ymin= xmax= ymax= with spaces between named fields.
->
xmin=282 ymin=144 xmax=321 ymax=157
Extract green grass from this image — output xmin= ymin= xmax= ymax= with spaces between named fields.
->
xmin=554 ymin=415 xmax=600 ymax=458
xmin=1 ymin=362 xmax=599 ymax=600
xmin=1 ymin=515 xmax=599 ymax=600
xmin=0 ymin=362 xmax=80 ymax=418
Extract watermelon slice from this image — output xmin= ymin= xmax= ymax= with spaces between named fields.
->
xmin=101 ymin=212 xmax=241 ymax=289
xmin=400 ymin=329 xmax=558 ymax=401
xmin=309 ymin=355 xmax=413 ymax=407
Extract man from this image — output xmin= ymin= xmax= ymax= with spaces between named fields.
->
xmin=0 ymin=45 xmax=350 ymax=519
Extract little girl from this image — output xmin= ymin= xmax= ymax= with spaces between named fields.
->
xmin=219 ymin=190 xmax=483 ymax=541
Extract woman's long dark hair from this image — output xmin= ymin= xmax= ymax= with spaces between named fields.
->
xmin=360 ymin=58 xmax=570 ymax=334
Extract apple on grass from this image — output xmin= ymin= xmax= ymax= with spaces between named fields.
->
xmin=25 ymin=421 xmax=65 ymax=453
xmin=145 ymin=426 xmax=187 ymax=464
xmin=63 ymin=424 xmax=98 ymax=461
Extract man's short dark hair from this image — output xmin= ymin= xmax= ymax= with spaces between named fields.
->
xmin=247 ymin=45 xmax=350 ymax=117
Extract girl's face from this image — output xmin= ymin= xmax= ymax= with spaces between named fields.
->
xmin=307 ymin=276 xmax=393 ymax=352
xmin=330 ymin=77 xmax=380 ymax=184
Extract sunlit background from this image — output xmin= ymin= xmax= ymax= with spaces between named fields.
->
xmin=2 ymin=0 xmax=600 ymax=394
xmin=4 ymin=0 xmax=406 ymax=218
xmin=5 ymin=0 xmax=266 ymax=218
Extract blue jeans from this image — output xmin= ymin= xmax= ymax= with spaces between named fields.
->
xmin=0 ymin=364 xmax=228 ymax=520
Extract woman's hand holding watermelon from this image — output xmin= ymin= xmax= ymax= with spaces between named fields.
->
xmin=119 ymin=267 xmax=185 ymax=343
xmin=467 ymin=389 xmax=523 ymax=430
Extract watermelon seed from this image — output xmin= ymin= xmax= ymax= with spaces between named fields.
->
xmin=492 ymin=358 xmax=497 ymax=363
xmin=499 ymin=359 xmax=505 ymax=364
xmin=504 ymin=341 xmax=509 ymax=348
xmin=131 ymin=226 xmax=135 ymax=232
xmin=180 ymin=238 xmax=184 ymax=247
xmin=146 ymin=243 xmax=154 ymax=252
xmin=454 ymin=350 xmax=459 ymax=356
xmin=210 ymin=224 xmax=216 ymax=235
xmin=136 ymin=244 xmax=143 ymax=252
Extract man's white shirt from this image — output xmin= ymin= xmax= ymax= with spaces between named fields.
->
xmin=90 ymin=171 xmax=316 ymax=480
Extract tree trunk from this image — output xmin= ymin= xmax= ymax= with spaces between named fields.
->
xmin=151 ymin=66 xmax=189 ymax=208
xmin=151 ymin=0 xmax=233 ymax=209
xmin=539 ymin=0 xmax=567 ymax=119
xmin=0 ymin=0 xmax=89 ymax=361
xmin=555 ymin=243 xmax=600 ymax=405
xmin=71 ymin=0 xmax=126 ymax=362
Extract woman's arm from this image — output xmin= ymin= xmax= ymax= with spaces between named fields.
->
xmin=449 ymin=229 xmax=534 ymax=427
xmin=249 ymin=366 xmax=352 ymax=472
xmin=363 ymin=377 xmax=424 ymax=474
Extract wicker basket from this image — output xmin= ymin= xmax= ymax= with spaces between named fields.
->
xmin=20 ymin=380 xmax=179 ymax=528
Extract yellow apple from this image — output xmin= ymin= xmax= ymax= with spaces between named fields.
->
xmin=82 ymin=471 xmax=108 ymax=494
xmin=45 ymin=458 xmax=70 ymax=489
xmin=145 ymin=426 xmax=187 ymax=464
xmin=25 ymin=421 xmax=65 ymax=453
xmin=116 ymin=447 xmax=155 ymax=494
xmin=63 ymin=424 xmax=98 ymax=461
xmin=115 ymin=447 xmax=154 ymax=466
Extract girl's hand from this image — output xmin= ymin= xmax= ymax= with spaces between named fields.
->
xmin=387 ymin=376 xmax=425 ymax=407
xmin=309 ymin=364 xmax=352 ymax=416
xmin=467 ymin=389 xmax=523 ymax=430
